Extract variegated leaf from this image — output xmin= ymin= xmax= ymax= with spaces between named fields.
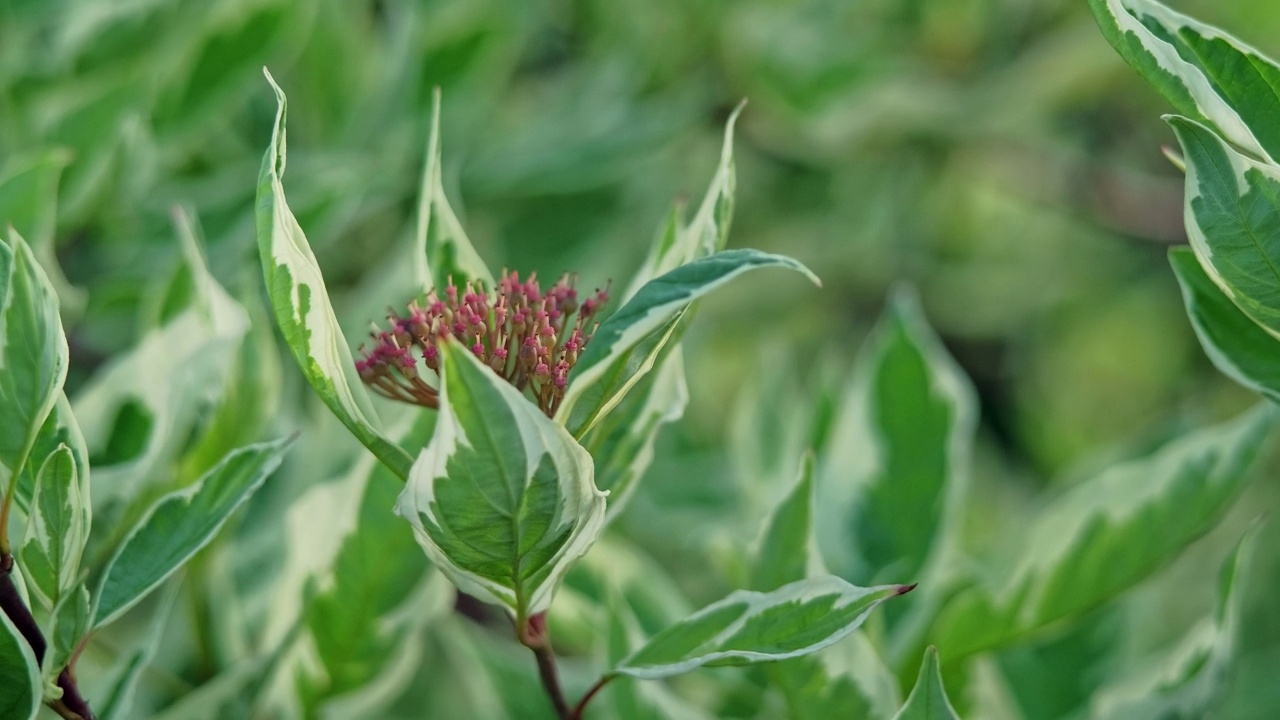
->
xmin=256 ymin=69 xmax=412 ymax=480
xmin=1090 ymin=0 xmax=1275 ymax=161
xmin=73 ymin=210 xmax=248 ymax=502
xmin=93 ymin=436 xmax=294 ymax=629
xmin=0 ymin=606 xmax=39 ymax=720
xmin=18 ymin=445 xmax=89 ymax=610
xmin=13 ymin=394 xmax=86 ymax=518
xmin=613 ymin=576 xmax=914 ymax=680
xmin=558 ymin=249 xmax=819 ymax=437
xmin=892 ymin=647 xmax=960 ymax=720
xmin=1170 ymin=247 xmax=1280 ymax=402
xmin=42 ymin=585 xmax=90 ymax=691
xmin=1167 ymin=116 xmax=1280 ymax=340
xmin=415 ymin=88 xmax=494 ymax=291
xmin=623 ymin=103 xmax=742 ymax=299
xmin=0 ymin=229 xmax=67 ymax=514
xmin=580 ymin=345 xmax=688 ymax=524
xmin=395 ymin=340 xmax=606 ymax=618
xmin=932 ymin=405 xmax=1273 ymax=659
xmin=751 ymin=452 xmax=822 ymax=593
xmin=819 ymin=290 xmax=975 ymax=586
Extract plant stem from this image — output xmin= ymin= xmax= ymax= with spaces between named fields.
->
xmin=519 ymin=612 xmax=572 ymax=720
xmin=0 ymin=553 xmax=96 ymax=719
xmin=569 ymin=675 xmax=615 ymax=720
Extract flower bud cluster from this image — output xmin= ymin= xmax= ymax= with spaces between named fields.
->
xmin=356 ymin=270 xmax=609 ymax=417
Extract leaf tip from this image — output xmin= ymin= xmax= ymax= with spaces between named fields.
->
xmin=895 ymin=583 xmax=918 ymax=596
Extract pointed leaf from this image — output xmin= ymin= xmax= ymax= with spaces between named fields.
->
xmin=0 ymin=229 xmax=67 ymax=507
xmin=93 ymin=436 xmax=294 ymax=629
xmin=1090 ymin=0 xmax=1276 ymax=161
xmin=1170 ymin=247 xmax=1280 ymax=401
xmin=559 ymin=249 xmax=819 ymax=436
xmin=933 ymin=405 xmax=1273 ymax=659
xmin=624 ymin=104 xmax=742 ymax=299
xmin=821 ymin=291 xmax=975 ymax=584
xmin=612 ymin=576 xmax=914 ymax=680
xmin=19 ymin=445 xmax=89 ymax=610
xmin=415 ymin=88 xmax=494 ymax=291
xmin=395 ymin=341 xmax=606 ymax=617
xmin=1167 ymin=116 xmax=1280 ymax=341
xmin=751 ymin=453 xmax=820 ymax=592
xmin=13 ymin=394 xmax=86 ymax=520
xmin=0 ymin=608 xmax=39 ymax=720
xmin=580 ymin=346 xmax=688 ymax=524
xmin=42 ymin=585 xmax=89 ymax=690
xmin=255 ymin=69 xmax=412 ymax=479
xmin=892 ymin=647 xmax=960 ymax=720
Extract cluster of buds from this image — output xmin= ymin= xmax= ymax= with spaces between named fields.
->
xmin=356 ymin=270 xmax=610 ymax=417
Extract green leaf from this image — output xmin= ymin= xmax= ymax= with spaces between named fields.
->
xmin=821 ymin=290 xmax=975 ymax=585
xmin=73 ymin=210 xmax=248 ymax=502
xmin=1091 ymin=523 xmax=1258 ymax=719
xmin=612 ymin=576 xmax=914 ymax=680
xmin=1170 ymin=247 xmax=1280 ymax=401
xmin=415 ymin=88 xmax=494 ymax=291
xmin=623 ymin=103 xmax=742 ymax=298
xmin=93 ymin=436 xmax=294 ymax=629
xmin=770 ymin=632 xmax=902 ymax=720
xmin=892 ymin=647 xmax=960 ymax=720
xmin=579 ymin=345 xmax=688 ymax=524
xmin=42 ymin=585 xmax=89 ymax=690
xmin=751 ymin=453 xmax=820 ymax=593
xmin=0 ymin=229 xmax=67 ymax=508
xmin=1089 ymin=0 xmax=1279 ymax=161
xmin=932 ymin=405 xmax=1273 ymax=659
xmin=255 ymin=69 xmax=412 ymax=480
xmin=395 ymin=340 xmax=606 ymax=617
xmin=558 ymin=248 xmax=819 ymax=436
xmin=19 ymin=445 xmax=89 ymax=610
xmin=1167 ymin=116 xmax=1280 ymax=340
xmin=0 ymin=607 xmax=39 ymax=720
xmin=13 ymin=394 xmax=86 ymax=518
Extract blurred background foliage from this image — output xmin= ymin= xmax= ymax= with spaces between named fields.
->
xmin=4 ymin=0 xmax=1280 ymax=716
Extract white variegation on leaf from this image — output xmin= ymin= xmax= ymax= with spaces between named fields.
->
xmin=415 ymin=88 xmax=494 ymax=292
xmin=19 ymin=444 xmax=89 ymax=611
xmin=613 ymin=575 xmax=913 ymax=680
xmin=557 ymin=249 xmax=819 ymax=437
xmin=42 ymin=585 xmax=90 ymax=693
xmin=0 ymin=229 xmax=67 ymax=515
xmin=1090 ymin=0 xmax=1274 ymax=162
xmin=73 ymin=210 xmax=248 ymax=503
xmin=395 ymin=341 xmax=606 ymax=618
xmin=256 ymin=69 xmax=413 ymax=480
xmin=1167 ymin=116 xmax=1280 ymax=340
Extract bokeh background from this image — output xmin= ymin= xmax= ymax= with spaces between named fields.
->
xmin=4 ymin=0 xmax=1280 ymax=716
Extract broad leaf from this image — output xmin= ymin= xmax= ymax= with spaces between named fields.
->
xmin=580 ymin=345 xmax=688 ymax=524
xmin=395 ymin=340 xmax=606 ymax=617
xmin=256 ymin=69 xmax=412 ymax=479
xmin=612 ymin=576 xmax=914 ymax=680
xmin=892 ymin=647 xmax=960 ymax=720
xmin=623 ymin=103 xmax=742 ymax=298
xmin=820 ymin=291 xmax=975 ymax=585
xmin=0 ymin=229 xmax=67 ymax=509
xmin=0 ymin=607 xmax=39 ymax=720
xmin=1167 ymin=116 xmax=1280 ymax=340
xmin=558 ymin=249 xmax=819 ymax=436
xmin=19 ymin=445 xmax=89 ymax=610
xmin=414 ymin=88 xmax=494 ymax=291
xmin=1090 ymin=0 xmax=1277 ymax=161
xmin=1170 ymin=247 xmax=1280 ymax=401
xmin=932 ymin=405 xmax=1273 ymax=659
xmin=93 ymin=436 xmax=294 ymax=629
